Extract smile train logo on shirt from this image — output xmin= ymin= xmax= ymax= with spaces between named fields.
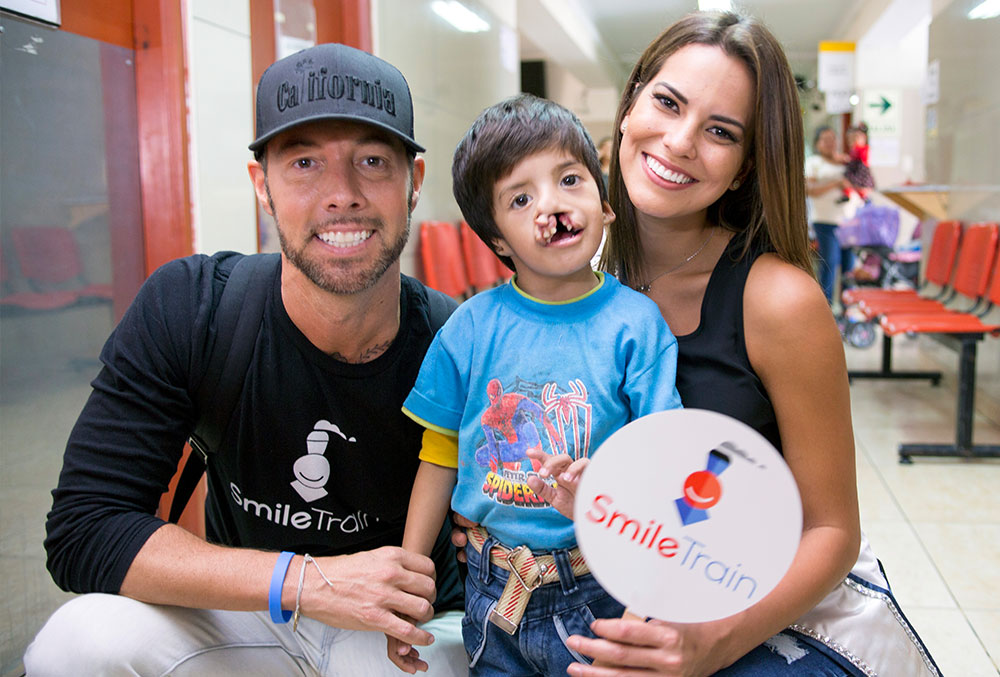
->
xmin=674 ymin=447 xmax=731 ymax=526
xmin=290 ymin=419 xmax=357 ymax=502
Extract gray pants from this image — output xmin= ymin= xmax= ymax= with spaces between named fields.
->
xmin=24 ymin=593 xmax=466 ymax=676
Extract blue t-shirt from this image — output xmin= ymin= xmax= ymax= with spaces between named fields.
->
xmin=403 ymin=272 xmax=682 ymax=550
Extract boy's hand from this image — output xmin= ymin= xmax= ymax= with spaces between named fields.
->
xmin=386 ymin=630 xmax=428 ymax=673
xmin=525 ymin=450 xmax=589 ymax=520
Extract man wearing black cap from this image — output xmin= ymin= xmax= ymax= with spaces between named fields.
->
xmin=25 ymin=44 xmax=465 ymax=676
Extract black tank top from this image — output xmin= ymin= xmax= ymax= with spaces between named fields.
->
xmin=675 ymin=238 xmax=783 ymax=453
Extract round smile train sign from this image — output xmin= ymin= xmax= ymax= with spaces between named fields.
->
xmin=574 ymin=409 xmax=802 ymax=623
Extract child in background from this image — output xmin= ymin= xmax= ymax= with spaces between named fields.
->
xmin=387 ymin=94 xmax=683 ymax=676
xmin=841 ymin=122 xmax=875 ymax=202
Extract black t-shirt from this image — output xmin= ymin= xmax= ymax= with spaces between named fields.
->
xmin=44 ymin=253 xmax=462 ymax=610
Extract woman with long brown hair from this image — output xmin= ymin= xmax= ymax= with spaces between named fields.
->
xmin=562 ymin=11 xmax=939 ymax=677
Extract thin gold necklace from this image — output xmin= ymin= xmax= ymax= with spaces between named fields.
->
xmin=636 ymin=227 xmax=715 ymax=293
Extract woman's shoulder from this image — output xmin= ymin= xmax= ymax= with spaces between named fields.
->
xmin=744 ymin=254 xmax=829 ymax=330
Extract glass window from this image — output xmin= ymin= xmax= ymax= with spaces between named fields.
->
xmin=0 ymin=13 xmax=144 ymax=669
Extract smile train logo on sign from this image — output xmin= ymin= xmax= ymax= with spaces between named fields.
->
xmin=575 ymin=409 xmax=802 ymax=624
xmin=675 ymin=447 xmax=730 ymax=525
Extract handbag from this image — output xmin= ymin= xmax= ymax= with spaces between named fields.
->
xmin=788 ymin=533 xmax=942 ymax=676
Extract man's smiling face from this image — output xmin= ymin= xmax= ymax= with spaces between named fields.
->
xmin=250 ymin=119 xmax=424 ymax=295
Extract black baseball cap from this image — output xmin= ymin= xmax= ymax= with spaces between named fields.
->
xmin=250 ymin=43 xmax=424 ymax=155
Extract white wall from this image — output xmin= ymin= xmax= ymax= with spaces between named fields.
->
xmin=187 ymin=0 xmax=258 ymax=255
xmin=853 ymin=0 xmax=929 ymax=187
xmin=373 ymin=0 xmax=521 ymax=277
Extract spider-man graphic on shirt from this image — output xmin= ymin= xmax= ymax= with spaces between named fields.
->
xmin=474 ymin=377 xmax=593 ymax=476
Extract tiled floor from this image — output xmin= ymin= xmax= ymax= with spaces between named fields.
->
xmin=1 ymin=324 xmax=998 ymax=675
xmin=845 ymin=332 xmax=1000 ymax=676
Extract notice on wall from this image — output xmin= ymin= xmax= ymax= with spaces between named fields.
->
xmin=924 ymin=60 xmax=940 ymax=105
xmin=863 ymin=89 xmax=902 ymax=167
xmin=1 ymin=0 xmax=60 ymax=25
xmin=817 ymin=41 xmax=855 ymax=92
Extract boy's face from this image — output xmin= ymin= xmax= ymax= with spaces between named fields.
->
xmin=491 ymin=147 xmax=613 ymax=301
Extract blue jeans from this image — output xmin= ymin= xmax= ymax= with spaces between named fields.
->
xmin=814 ymin=222 xmax=855 ymax=304
xmin=715 ymin=632 xmax=858 ymax=676
xmin=461 ymin=539 xmax=625 ymax=676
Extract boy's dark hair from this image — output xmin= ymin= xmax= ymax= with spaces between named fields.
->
xmin=452 ymin=94 xmax=607 ymax=271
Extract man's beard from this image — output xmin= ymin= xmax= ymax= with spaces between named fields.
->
xmin=268 ymin=180 xmax=412 ymax=295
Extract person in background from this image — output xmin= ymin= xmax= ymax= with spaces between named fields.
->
xmin=842 ymin=122 xmax=875 ymax=202
xmin=24 ymin=43 xmax=465 ymax=676
xmin=596 ymin=135 xmax=613 ymax=190
xmin=389 ymin=93 xmax=682 ymax=676
xmin=806 ymin=124 xmax=855 ymax=305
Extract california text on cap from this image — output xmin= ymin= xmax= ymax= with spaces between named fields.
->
xmin=249 ymin=43 xmax=424 ymax=155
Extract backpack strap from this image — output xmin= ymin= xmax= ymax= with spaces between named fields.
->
xmin=168 ymin=253 xmax=280 ymax=523
xmin=424 ymin=285 xmax=457 ymax=332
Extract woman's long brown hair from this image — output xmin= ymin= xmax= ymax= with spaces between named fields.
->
xmin=600 ymin=11 xmax=813 ymax=285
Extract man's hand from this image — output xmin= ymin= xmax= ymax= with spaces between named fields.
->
xmin=525 ymin=450 xmax=589 ymax=520
xmin=302 ymin=547 xmax=438 ymax=646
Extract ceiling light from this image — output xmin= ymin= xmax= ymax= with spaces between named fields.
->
xmin=432 ymin=1 xmax=490 ymax=33
xmin=968 ymin=0 xmax=1000 ymax=19
xmin=698 ymin=0 xmax=733 ymax=11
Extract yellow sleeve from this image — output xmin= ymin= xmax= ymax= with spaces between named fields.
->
xmin=418 ymin=428 xmax=459 ymax=468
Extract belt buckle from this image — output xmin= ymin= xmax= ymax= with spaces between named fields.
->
xmin=507 ymin=545 xmax=545 ymax=592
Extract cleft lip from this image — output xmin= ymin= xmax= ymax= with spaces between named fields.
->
xmin=536 ymin=212 xmax=582 ymax=245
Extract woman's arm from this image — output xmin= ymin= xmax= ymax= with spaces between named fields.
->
xmin=805 ymin=157 xmax=848 ymax=198
xmin=714 ymin=254 xmax=860 ymax=661
xmin=805 ymin=175 xmax=847 ymax=197
xmin=566 ymin=256 xmax=860 ymax=676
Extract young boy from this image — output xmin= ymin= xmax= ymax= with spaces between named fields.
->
xmin=388 ymin=94 xmax=682 ymax=676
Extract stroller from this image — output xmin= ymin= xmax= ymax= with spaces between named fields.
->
xmin=835 ymin=203 xmax=917 ymax=348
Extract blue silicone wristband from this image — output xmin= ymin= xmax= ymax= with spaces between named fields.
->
xmin=269 ymin=551 xmax=295 ymax=623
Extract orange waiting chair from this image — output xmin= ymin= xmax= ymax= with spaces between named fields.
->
xmin=460 ymin=221 xmax=500 ymax=293
xmin=857 ymin=223 xmax=997 ymax=316
xmin=419 ymin=221 xmax=469 ymax=299
xmin=842 ymin=220 xmax=962 ymax=307
xmin=848 ymin=223 xmax=999 ymax=385
xmin=12 ymin=226 xmax=113 ymax=302
xmin=1 ymin=227 xmax=113 ymax=311
xmin=877 ymin=234 xmax=1000 ymax=463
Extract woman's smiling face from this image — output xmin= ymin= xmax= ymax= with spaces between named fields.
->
xmin=618 ymin=44 xmax=754 ymax=224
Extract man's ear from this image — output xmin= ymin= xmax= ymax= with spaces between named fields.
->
xmin=248 ymin=161 xmax=273 ymax=216
xmin=408 ymin=156 xmax=427 ymax=212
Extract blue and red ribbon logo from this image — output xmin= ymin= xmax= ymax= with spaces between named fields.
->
xmin=674 ymin=448 xmax=730 ymax=525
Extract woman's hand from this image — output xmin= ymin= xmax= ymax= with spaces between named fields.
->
xmin=565 ymin=612 xmax=738 ymax=677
